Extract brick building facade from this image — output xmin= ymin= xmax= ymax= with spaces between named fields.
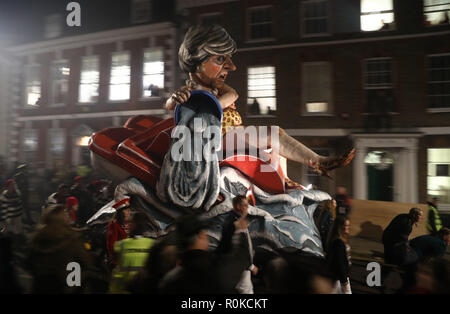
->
xmin=179 ymin=0 xmax=450 ymax=208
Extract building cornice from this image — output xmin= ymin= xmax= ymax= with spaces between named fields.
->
xmin=286 ymin=127 xmax=450 ymax=137
xmin=8 ymin=22 xmax=176 ymax=56
xmin=238 ymin=30 xmax=450 ymax=53
xmin=179 ymin=0 xmax=239 ymax=8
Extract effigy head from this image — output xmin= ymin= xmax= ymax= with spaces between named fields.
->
xmin=178 ymin=24 xmax=237 ymax=75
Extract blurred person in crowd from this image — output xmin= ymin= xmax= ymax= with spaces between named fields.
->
xmin=65 ymin=196 xmax=79 ymax=227
xmin=326 ymin=215 xmax=352 ymax=294
xmin=427 ymin=197 xmax=442 ymax=236
xmin=216 ymin=195 xmax=257 ymax=294
xmin=410 ymin=227 xmax=450 ymax=262
xmin=0 ymin=233 xmax=22 ymax=293
xmin=0 ymin=179 xmax=23 ymax=236
xmin=313 ymin=199 xmax=335 ymax=253
xmin=109 ymin=212 xmax=155 ymax=293
xmin=13 ymin=164 xmax=30 ymax=223
xmin=26 ymin=205 xmax=95 ymax=293
xmin=70 ymin=176 xmax=94 ymax=226
xmin=408 ymin=258 xmax=450 ymax=294
xmin=87 ymin=179 xmax=113 ymax=211
xmin=335 ymin=186 xmax=351 ymax=217
xmin=107 ymin=198 xmax=132 ymax=270
xmin=264 ymin=250 xmax=333 ymax=294
xmin=42 ymin=184 xmax=69 ymax=213
xmin=159 ymin=214 xmax=251 ymax=294
xmin=382 ymin=207 xmax=423 ymax=266
xmin=127 ymin=235 xmax=178 ymax=294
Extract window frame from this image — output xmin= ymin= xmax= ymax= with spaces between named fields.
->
xmin=300 ymin=0 xmax=331 ymax=38
xmin=423 ymin=0 xmax=450 ymax=27
xmin=22 ymin=128 xmax=39 ymax=164
xmin=141 ymin=47 xmax=165 ymax=99
xmin=108 ymin=51 xmax=131 ymax=103
xmin=246 ymin=5 xmax=275 ymax=43
xmin=24 ymin=64 xmax=42 ymax=109
xmin=49 ymin=59 xmax=70 ymax=107
xmin=44 ymin=14 xmax=63 ymax=39
xmin=301 ymin=61 xmax=334 ymax=116
xmin=427 ymin=53 xmax=450 ymax=113
xmin=78 ymin=55 xmax=100 ymax=105
xmin=246 ymin=64 xmax=277 ymax=117
xmin=360 ymin=0 xmax=396 ymax=32
xmin=47 ymin=128 xmax=66 ymax=168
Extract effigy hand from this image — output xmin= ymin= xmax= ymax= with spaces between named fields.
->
xmin=165 ymin=86 xmax=191 ymax=110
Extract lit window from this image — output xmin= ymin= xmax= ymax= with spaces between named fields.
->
xmin=364 ymin=58 xmax=395 ymax=114
xmin=50 ymin=61 xmax=70 ymax=105
xmin=302 ymin=62 xmax=332 ymax=114
xmin=424 ymin=0 xmax=450 ymax=26
xmin=360 ymin=0 xmax=394 ymax=31
xmin=110 ymin=52 xmax=130 ymax=101
xmin=25 ymin=65 xmax=41 ymax=107
xmin=248 ymin=7 xmax=273 ymax=40
xmin=143 ymin=49 xmax=164 ymax=97
xmin=301 ymin=0 xmax=329 ymax=36
xmin=44 ymin=14 xmax=63 ymax=39
xmin=79 ymin=56 xmax=99 ymax=103
xmin=427 ymin=148 xmax=450 ymax=205
xmin=131 ymin=0 xmax=151 ymax=24
xmin=428 ymin=54 xmax=450 ymax=110
xmin=23 ymin=129 xmax=38 ymax=163
xmin=247 ymin=66 xmax=276 ymax=115
xmin=199 ymin=13 xmax=222 ymax=26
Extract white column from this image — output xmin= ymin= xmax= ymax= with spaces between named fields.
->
xmin=353 ymin=143 xmax=367 ymax=200
xmin=407 ymin=145 xmax=419 ymax=204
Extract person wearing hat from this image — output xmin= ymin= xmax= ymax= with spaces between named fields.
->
xmin=65 ymin=196 xmax=79 ymax=226
xmin=69 ymin=176 xmax=94 ymax=226
xmin=107 ymin=198 xmax=132 ymax=270
xmin=159 ymin=214 xmax=251 ymax=294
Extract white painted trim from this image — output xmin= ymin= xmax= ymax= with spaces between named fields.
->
xmin=285 ymin=128 xmax=349 ymax=137
xmin=8 ymin=22 xmax=176 ymax=56
xmin=238 ymin=30 xmax=450 ymax=53
xmin=286 ymin=127 xmax=450 ymax=136
xmin=17 ymin=109 xmax=167 ymax=121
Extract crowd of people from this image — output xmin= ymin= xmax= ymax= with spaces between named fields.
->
xmin=0 ymin=168 xmax=449 ymax=294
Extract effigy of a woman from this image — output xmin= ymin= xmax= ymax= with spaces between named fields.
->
xmin=87 ymin=25 xmax=355 ymax=257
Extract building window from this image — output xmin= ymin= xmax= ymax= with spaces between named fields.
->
xmin=23 ymin=129 xmax=38 ymax=163
xmin=48 ymin=128 xmax=65 ymax=166
xmin=50 ymin=61 xmax=70 ymax=105
xmin=360 ymin=0 xmax=394 ymax=31
xmin=301 ymin=0 xmax=329 ymax=36
xmin=131 ymin=0 xmax=151 ymax=24
xmin=428 ymin=54 xmax=450 ymax=110
xmin=364 ymin=58 xmax=395 ymax=114
xmin=428 ymin=148 xmax=450 ymax=205
xmin=302 ymin=62 xmax=333 ymax=114
xmin=424 ymin=0 xmax=450 ymax=26
xmin=79 ymin=56 xmax=99 ymax=103
xmin=143 ymin=49 xmax=164 ymax=97
xmin=199 ymin=13 xmax=222 ymax=26
xmin=247 ymin=66 xmax=276 ymax=116
xmin=25 ymin=65 xmax=41 ymax=107
xmin=44 ymin=14 xmax=63 ymax=39
xmin=248 ymin=6 xmax=273 ymax=41
xmin=109 ymin=52 xmax=131 ymax=101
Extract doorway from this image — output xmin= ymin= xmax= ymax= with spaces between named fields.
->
xmin=365 ymin=151 xmax=394 ymax=201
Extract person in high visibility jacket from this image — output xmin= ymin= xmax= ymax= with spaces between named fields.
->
xmin=427 ymin=197 xmax=443 ymax=236
xmin=109 ymin=212 xmax=154 ymax=294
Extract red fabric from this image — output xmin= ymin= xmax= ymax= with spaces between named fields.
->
xmin=69 ymin=209 xmax=77 ymax=222
xmin=106 ymin=221 xmax=128 ymax=264
xmin=65 ymin=196 xmax=79 ymax=208
xmin=3 ymin=179 xmax=15 ymax=190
